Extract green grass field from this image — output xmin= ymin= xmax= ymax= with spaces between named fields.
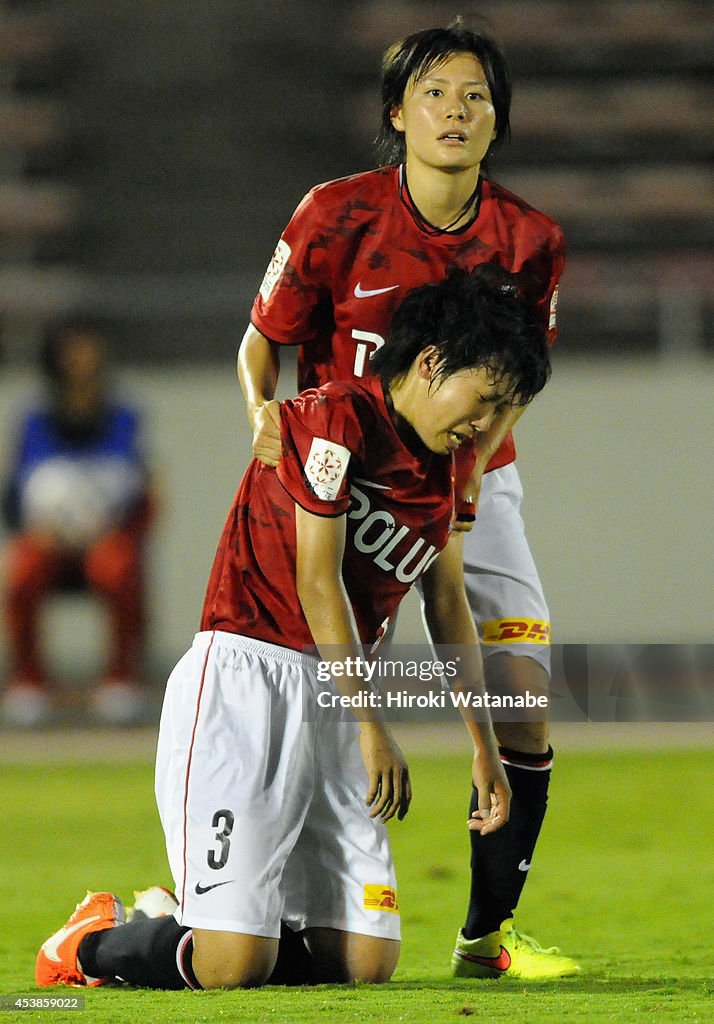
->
xmin=1 ymin=743 xmax=712 ymax=1023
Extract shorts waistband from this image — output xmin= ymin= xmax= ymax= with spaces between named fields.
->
xmin=192 ymin=630 xmax=320 ymax=668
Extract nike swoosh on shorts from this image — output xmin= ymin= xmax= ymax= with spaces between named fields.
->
xmin=194 ymin=880 xmax=234 ymax=896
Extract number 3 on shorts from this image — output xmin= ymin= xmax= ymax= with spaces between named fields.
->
xmin=207 ymin=808 xmax=235 ymax=870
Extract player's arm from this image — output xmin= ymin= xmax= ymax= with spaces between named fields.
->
xmin=0 ymin=421 xmax=25 ymax=532
xmin=420 ymin=532 xmax=511 ymax=835
xmin=461 ymin=239 xmax=562 ymax=511
xmin=467 ymin=402 xmax=527 ymax=512
xmin=294 ymin=503 xmax=411 ymax=821
xmin=236 ymin=324 xmax=283 ymax=467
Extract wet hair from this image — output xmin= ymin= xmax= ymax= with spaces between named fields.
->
xmin=376 ymin=18 xmax=512 ymax=165
xmin=371 ymin=264 xmax=551 ymax=407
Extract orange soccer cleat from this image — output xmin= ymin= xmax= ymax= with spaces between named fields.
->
xmin=36 ymin=891 xmax=126 ymax=987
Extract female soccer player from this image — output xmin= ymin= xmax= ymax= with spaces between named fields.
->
xmin=238 ymin=21 xmax=579 ymax=978
xmin=36 ymin=266 xmax=549 ymax=991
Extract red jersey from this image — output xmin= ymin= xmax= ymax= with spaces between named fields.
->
xmin=201 ymin=375 xmax=472 ymax=651
xmin=252 ymin=165 xmax=565 ymax=471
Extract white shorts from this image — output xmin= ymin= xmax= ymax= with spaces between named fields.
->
xmin=155 ymin=631 xmax=400 ymax=941
xmin=463 ymin=463 xmax=551 ymax=674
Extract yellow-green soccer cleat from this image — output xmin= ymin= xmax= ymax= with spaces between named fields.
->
xmin=451 ymin=918 xmax=581 ymax=980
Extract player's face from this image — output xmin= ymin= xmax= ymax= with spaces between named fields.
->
xmin=390 ymin=53 xmax=497 ymax=173
xmin=414 ymin=361 xmax=514 ymax=456
xmin=57 ymin=332 xmax=106 ymax=421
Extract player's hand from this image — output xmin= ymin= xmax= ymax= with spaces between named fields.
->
xmin=359 ymin=722 xmax=412 ymax=822
xmin=251 ymin=400 xmax=283 ymax=466
xmin=468 ymin=751 xmax=511 ymax=836
xmin=451 ymin=514 xmax=475 ymax=534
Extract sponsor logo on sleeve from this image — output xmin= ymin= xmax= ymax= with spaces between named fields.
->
xmin=363 ymin=885 xmax=400 ymax=914
xmin=482 ymin=619 xmax=551 ymax=645
xmin=304 ymin=438 xmax=350 ymax=500
xmin=548 ymin=285 xmax=559 ymax=331
xmin=259 ymin=238 xmax=291 ymax=301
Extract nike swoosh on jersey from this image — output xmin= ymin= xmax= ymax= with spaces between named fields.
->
xmin=194 ymin=879 xmax=234 ymax=896
xmin=353 ymin=477 xmax=392 ymax=491
xmin=458 ymin=946 xmax=512 ymax=972
xmin=518 ymin=859 xmax=532 ymax=871
xmin=354 ymin=282 xmax=400 ymax=298
xmin=42 ymin=915 xmax=101 ymax=963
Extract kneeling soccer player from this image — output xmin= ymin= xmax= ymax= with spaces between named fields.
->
xmin=36 ymin=265 xmax=550 ymax=991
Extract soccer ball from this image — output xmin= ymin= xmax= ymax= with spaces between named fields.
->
xmin=20 ymin=456 xmax=142 ymax=547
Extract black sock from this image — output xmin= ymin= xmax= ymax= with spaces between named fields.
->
xmin=267 ymin=923 xmax=314 ymax=986
xmin=462 ymin=745 xmax=553 ymax=940
xmin=78 ymin=916 xmax=199 ymax=990
xmin=79 ymin=917 xmax=312 ymax=989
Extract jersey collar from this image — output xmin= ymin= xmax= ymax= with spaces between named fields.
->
xmin=397 ymin=164 xmax=483 ymax=236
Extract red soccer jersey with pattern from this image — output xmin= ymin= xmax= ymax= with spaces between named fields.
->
xmin=201 ymin=374 xmax=472 ymax=651
xmin=251 ymin=164 xmax=565 ymax=472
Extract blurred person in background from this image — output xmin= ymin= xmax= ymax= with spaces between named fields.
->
xmin=238 ymin=19 xmax=579 ymax=980
xmin=1 ymin=317 xmax=155 ymax=727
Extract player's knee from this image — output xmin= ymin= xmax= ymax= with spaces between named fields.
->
xmin=307 ymin=930 xmax=398 ymax=985
xmin=5 ymin=536 xmax=54 ymax=592
xmin=495 ymin=718 xmax=550 ymax=753
xmin=350 ymin=961 xmax=396 ymax=984
xmin=195 ymin=963 xmax=270 ymax=990
xmin=85 ymin=532 xmax=140 ymax=593
xmin=486 ymin=652 xmax=550 ymax=752
xmin=191 ymin=930 xmax=276 ymax=990
xmin=349 ymin=938 xmax=400 ymax=984
xmin=485 ymin=651 xmax=549 ymax=689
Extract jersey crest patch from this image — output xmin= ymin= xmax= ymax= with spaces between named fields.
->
xmin=259 ymin=238 xmax=291 ymax=301
xmin=304 ymin=438 xmax=350 ymax=500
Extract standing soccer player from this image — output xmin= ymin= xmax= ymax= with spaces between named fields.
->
xmin=36 ymin=267 xmax=549 ymax=991
xmin=238 ymin=21 xmax=579 ymax=979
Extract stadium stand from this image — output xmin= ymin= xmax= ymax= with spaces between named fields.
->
xmin=0 ymin=3 xmax=85 ymax=359
xmin=0 ymin=0 xmax=712 ymax=361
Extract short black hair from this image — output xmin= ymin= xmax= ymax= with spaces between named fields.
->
xmin=371 ymin=264 xmax=551 ymax=407
xmin=377 ymin=18 xmax=511 ymax=165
